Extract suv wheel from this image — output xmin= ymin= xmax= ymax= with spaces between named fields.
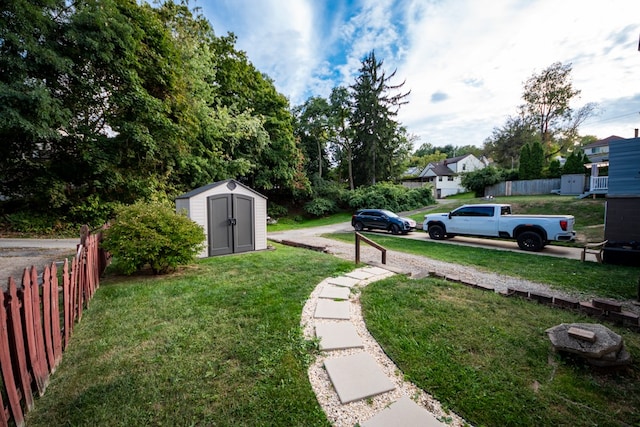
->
xmin=354 ymin=222 xmax=364 ymax=231
xmin=390 ymin=224 xmax=401 ymax=235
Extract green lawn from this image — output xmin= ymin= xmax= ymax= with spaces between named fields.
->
xmin=362 ymin=276 xmax=640 ymax=426
xmin=327 ymin=232 xmax=639 ymax=300
xmin=24 ymin=224 xmax=640 ymax=426
xmin=25 ymin=245 xmax=353 ymax=426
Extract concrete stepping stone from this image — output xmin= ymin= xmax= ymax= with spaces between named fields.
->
xmin=362 ymin=396 xmax=445 ymax=427
xmin=345 ymin=270 xmax=376 ymax=280
xmin=324 ymin=352 xmax=395 ymax=403
xmin=327 ymin=276 xmax=360 ymax=288
xmin=360 ymin=266 xmax=390 ymax=276
xmin=314 ymin=299 xmax=350 ymax=319
xmin=318 ymin=284 xmax=351 ymax=300
xmin=315 ymin=322 xmax=363 ymax=351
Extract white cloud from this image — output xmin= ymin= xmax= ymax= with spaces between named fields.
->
xmin=202 ymin=0 xmax=640 ymax=147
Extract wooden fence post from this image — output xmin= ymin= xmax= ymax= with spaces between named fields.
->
xmin=50 ymin=263 xmax=63 ymax=366
xmin=7 ymin=277 xmax=33 ymax=411
xmin=0 ymin=285 xmax=25 ymax=427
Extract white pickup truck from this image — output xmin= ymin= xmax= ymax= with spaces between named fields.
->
xmin=422 ymin=204 xmax=575 ymax=251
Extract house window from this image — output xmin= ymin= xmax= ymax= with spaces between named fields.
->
xmin=438 ymin=177 xmax=443 ymax=182
xmin=462 ymin=164 xmax=466 ymax=171
xmin=447 ymin=176 xmax=454 ymax=181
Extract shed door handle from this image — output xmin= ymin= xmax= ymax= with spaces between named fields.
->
xmin=228 ymin=218 xmax=236 ymax=226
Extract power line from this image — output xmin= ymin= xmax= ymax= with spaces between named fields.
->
xmin=584 ymin=111 xmax=639 ymax=125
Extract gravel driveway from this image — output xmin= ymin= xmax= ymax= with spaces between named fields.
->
xmin=269 ymin=224 xmax=640 ymax=314
xmin=0 ymin=239 xmax=78 ymax=288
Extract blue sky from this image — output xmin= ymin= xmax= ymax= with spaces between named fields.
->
xmin=200 ymin=0 xmax=640 ymax=149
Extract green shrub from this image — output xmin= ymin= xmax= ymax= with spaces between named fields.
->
xmin=347 ymin=182 xmax=435 ymax=212
xmin=303 ymin=197 xmax=337 ymax=216
xmin=267 ymin=202 xmax=288 ymax=218
xmin=311 ymin=177 xmax=349 ymax=207
xmin=102 ymin=202 xmax=205 ymax=275
xmin=1 ymin=211 xmax=77 ymax=235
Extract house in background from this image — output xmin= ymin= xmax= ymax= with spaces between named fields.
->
xmin=403 ymin=154 xmax=488 ymax=198
xmin=581 ymin=135 xmax=626 ymax=196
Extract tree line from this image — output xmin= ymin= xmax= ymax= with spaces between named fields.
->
xmin=1 ymin=1 xmax=417 ymax=228
xmin=1 ymin=1 xmax=597 ymax=230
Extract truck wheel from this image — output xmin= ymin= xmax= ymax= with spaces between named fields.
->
xmin=517 ymin=231 xmax=543 ymax=251
xmin=354 ymin=222 xmax=364 ymax=231
xmin=390 ymin=224 xmax=401 ymax=235
xmin=428 ymin=224 xmax=446 ymax=240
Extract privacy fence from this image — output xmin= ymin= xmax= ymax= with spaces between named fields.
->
xmin=484 ymin=178 xmax=561 ymax=197
xmin=0 ymin=227 xmax=110 ymax=427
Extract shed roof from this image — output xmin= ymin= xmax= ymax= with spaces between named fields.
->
xmin=175 ymin=179 xmax=267 ymax=200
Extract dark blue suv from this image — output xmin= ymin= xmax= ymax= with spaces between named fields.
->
xmin=351 ymin=209 xmax=417 ymax=234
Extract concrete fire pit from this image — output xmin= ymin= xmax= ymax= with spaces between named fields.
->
xmin=545 ymin=323 xmax=632 ymax=367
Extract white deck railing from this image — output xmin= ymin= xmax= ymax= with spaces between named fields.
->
xmin=589 ymin=176 xmax=608 ymax=192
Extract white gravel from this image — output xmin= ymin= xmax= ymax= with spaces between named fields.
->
xmin=301 ymin=271 xmax=469 ymax=426
xmin=284 ymin=230 xmax=639 ymax=427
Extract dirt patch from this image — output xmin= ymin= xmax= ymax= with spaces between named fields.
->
xmin=0 ymin=248 xmax=76 ymax=288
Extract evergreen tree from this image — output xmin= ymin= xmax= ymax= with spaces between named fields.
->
xmin=350 ymin=51 xmax=410 ymax=186
xmin=563 ymin=151 xmax=588 ymax=174
xmin=529 ymin=141 xmax=545 ymax=179
xmin=519 ymin=144 xmax=532 ymax=180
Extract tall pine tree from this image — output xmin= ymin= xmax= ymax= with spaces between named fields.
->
xmin=350 ymin=51 xmax=410 ymax=187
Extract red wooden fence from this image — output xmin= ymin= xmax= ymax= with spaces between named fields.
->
xmin=0 ymin=227 xmax=110 ymax=426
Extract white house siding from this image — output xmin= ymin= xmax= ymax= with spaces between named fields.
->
xmin=437 ymin=176 xmax=464 ymax=198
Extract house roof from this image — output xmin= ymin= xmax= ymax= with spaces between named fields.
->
xmin=175 ymin=179 xmax=267 ymax=200
xmin=419 ymin=161 xmax=455 ymax=177
xmin=404 ymin=166 xmax=422 ymax=176
xmin=443 ymin=153 xmax=472 ymax=165
xmin=582 ymin=135 xmax=625 ymax=150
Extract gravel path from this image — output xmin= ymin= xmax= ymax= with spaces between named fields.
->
xmin=274 ymin=229 xmax=638 ymax=426
xmin=301 ymin=269 xmax=469 ymax=426
xmin=270 ymin=230 xmax=640 ymax=313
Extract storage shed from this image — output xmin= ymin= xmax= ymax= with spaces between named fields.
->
xmin=176 ymin=179 xmax=268 ymax=258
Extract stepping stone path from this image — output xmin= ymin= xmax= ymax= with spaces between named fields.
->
xmin=302 ymin=266 xmax=464 ymax=426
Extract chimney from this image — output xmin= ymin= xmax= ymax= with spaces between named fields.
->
xmin=635 ymin=128 xmax=639 ymax=138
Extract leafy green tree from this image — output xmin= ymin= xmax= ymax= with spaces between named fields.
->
xmin=547 ymin=159 xmax=562 ymax=178
xmin=292 ymin=96 xmax=332 ymax=179
xmin=328 ymin=86 xmax=357 ymax=190
xmin=483 ymin=115 xmax=539 ymax=168
xmin=521 ymin=62 xmax=596 ymax=158
xmin=518 ymin=141 xmax=544 ymax=180
xmin=0 ymin=0 xmax=72 ymax=207
xmin=460 ymin=166 xmax=504 ymax=197
xmin=350 ymin=51 xmax=410 ymax=186
xmin=211 ymin=34 xmax=309 ymax=197
xmin=530 ymin=141 xmax=545 ymax=178
xmin=519 ymin=144 xmax=532 ymax=180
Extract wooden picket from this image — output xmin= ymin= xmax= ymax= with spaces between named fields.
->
xmin=0 ymin=227 xmax=110 ymax=426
